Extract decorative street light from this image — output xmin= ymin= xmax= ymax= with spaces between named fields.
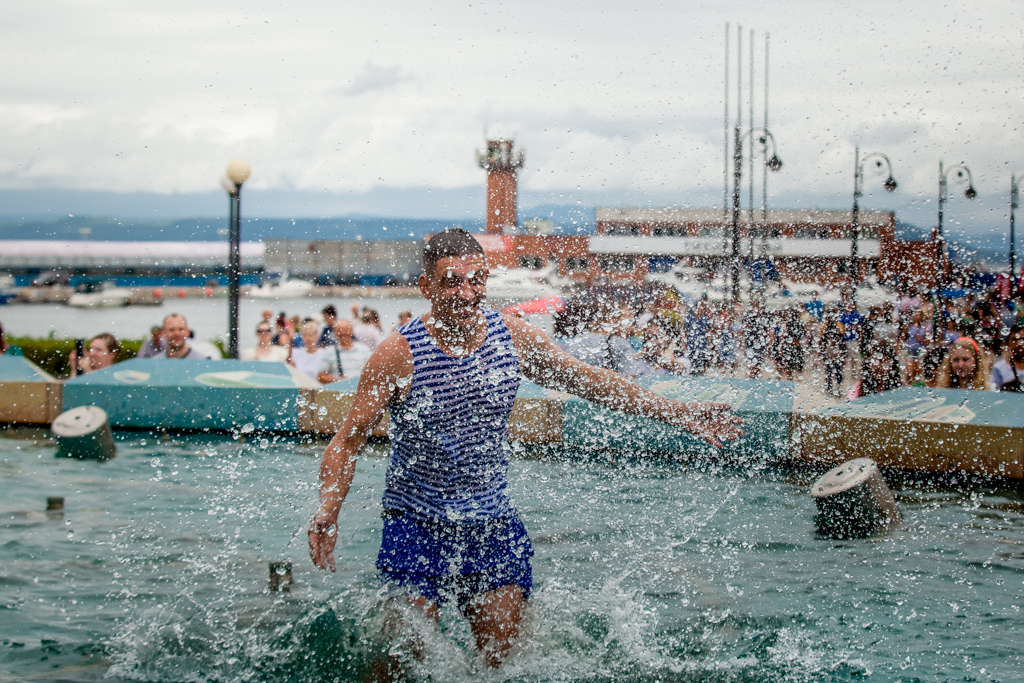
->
xmin=849 ymin=147 xmax=897 ymax=310
xmin=221 ymin=159 xmax=251 ymax=359
xmin=933 ymin=160 xmax=976 ymax=341
xmin=1011 ymin=174 xmax=1020 ymax=291
xmin=731 ymin=127 xmax=782 ymax=302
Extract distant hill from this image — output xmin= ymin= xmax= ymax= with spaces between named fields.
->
xmin=520 ymin=204 xmax=596 ymax=234
xmin=0 ymin=216 xmax=484 ymax=242
xmin=894 ymin=219 xmax=931 ymax=242
xmin=0 ymin=202 xmax=1010 ymax=270
xmin=0 ymin=205 xmax=595 ymax=242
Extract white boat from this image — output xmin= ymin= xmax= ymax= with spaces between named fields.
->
xmin=486 ymin=267 xmax=560 ymax=303
xmin=247 ymin=272 xmax=314 ymax=299
xmin=0 ymin=273 xmax=17 ymax=305
xmin=67 ymin=281 xmax=131 ymax=308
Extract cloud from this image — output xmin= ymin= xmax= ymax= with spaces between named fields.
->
xmin=341 ymin=62 xmax=415 ymax=97
xmin=0 ymin=0 xmax=1020 ymax=238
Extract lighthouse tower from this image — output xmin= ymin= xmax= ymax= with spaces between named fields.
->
xmin=476 ymin=139 xmax=524 ymax=234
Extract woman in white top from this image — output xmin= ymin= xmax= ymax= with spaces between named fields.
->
xmin=290 ymin=321 xmax=341 ymax=383
xmin=241 ymin=323 xmax=290 ymax=362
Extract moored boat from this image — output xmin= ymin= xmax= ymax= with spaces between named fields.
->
xmin=246 ymin=272 xmax=314 ymax=299
xmin=67 ymin=281 xmax=131 ymax=308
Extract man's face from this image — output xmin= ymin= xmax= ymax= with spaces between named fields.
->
xmin=334 ymin=320 xmax=353 ymax=344
xmin=163 ymin=317 xmax=189 ymax=350
xmin=419 ymin=255 xmax=488 ymax=326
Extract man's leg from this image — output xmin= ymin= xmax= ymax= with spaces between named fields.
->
xmin=373 ymin=592 xmax=441 ymax=682
xmin=463 ymin=584 xmax=525 ymax=668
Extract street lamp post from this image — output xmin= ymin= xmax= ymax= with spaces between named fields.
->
xmin=1011 ymin=174 xmax=1019 ymax=292
xmin=849 ymin=147 xmax=897 ymax=310
xmin=731 ymin=127 xmax=782 ymax=302
xmin=221 ymin=159 xmax=251 ymax=359
xmin=933 ymin=160 xmax=976 ymax=342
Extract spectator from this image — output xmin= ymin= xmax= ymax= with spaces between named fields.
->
xmin=319 ymin=305 xmax=339 ymax=348
xmin=921 ymin=344 xmax=947 ymax=389
xmin=290 ymin=320 xmax=341 ymax=384
xmin=851 ymin=341 xmax=902 ymax=398
xmin=903 ymin=308 xmax=930 ymax=384
xmin=686 ymin=298 xmax=714 ymax=375
xmin=353 ymin=306 xmax=384 ymax=350
xmin=717 ymin=303 xmax=741 ymax=370
xmin=819 ymin=310 xmax=846 ymax=397
xmin=839 ymin=295 xmax=863 ymax=362
xmin=0 ymin=321 xmax=23 ymax=356
xmin=975 ymin=298 xmax=1002 ymax=354
xmin=272 ymin=313 xmax=292 ymax=347
xmin=187 ymin=329 xmax=223 ymax=359
xmin=395 ymin=310 xmax=413 ymax=331
xmin=331 ymin=319 xmax=373 ymax=378
xmin=241 ymin=323 xmax=290 ymax=362
xmin=872 ymin=302 xmax=900 ymax=351
xmin=137 ymin=325 xmax=165 ymax=358
xmin=772 ymin=307 xmax=805 ymax=381
xmin=993 ymin=324 xmax=1024 ymax=391
xmin=559 ymin=296 xmax=631 ymax=371
xmin=937 ymin=337 xmax=992 ymax=390
xmin=742 ymin=300 xmax=770 ymax=378
xmin=804 ymin=290 xmax=824 ymax=322
xmin=558 ymin=294 xmax=659 ymax=377
xmin=291 ymin=316 xmax=317 ymax=348
xmin=161 ymin=314 xmax=216 ymax=359
xmin=636 ymin=319 xmax=689 ymax=375
xmin=942 ymin=317 xmax=962 ymax=347
xmin=69 ymin=333 xmax=121 ymax=377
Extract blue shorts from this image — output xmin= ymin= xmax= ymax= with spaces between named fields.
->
xmin=377 ymin=511 xmax=533 ymax=611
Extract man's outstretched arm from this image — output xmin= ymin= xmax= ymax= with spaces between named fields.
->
xmin=503 ymin=313 xmax=743 ymax=447
xmin=309 ymin=333 xmax=412 ymax=571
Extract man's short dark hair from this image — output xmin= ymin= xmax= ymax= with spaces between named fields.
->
xmin=322 ymin=305 xmax=337 ymax=318
xmin=423 ymin=228 xmax=484 ymax=278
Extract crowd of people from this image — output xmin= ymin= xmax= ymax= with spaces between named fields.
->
xmin=0 ymin=302 xmax=408 ymax=385
xmin=239 ymin=303 xmax=405 ymax=383
xmin=4 ymin=280 xmax=1024 ymax=397
xmin=548 ymin=283 xmax=1024 ymax=399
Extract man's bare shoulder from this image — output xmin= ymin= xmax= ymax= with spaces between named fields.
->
xmin=364 ymin=327 xmax=411 ymax=370
xmin=357 ymin=330 xmax=413 ymax=387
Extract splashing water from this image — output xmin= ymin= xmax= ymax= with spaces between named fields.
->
xmin=1 ymin=431 xmax=1022 ymax=682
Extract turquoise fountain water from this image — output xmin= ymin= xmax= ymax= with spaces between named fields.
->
xmin=1 ymin=429 xmax=1022 ymax=682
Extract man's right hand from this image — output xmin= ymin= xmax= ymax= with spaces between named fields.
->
xmin=308 ymin=510 xmax=339 ymax=572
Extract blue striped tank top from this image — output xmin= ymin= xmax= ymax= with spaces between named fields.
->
xmin=382 ymin=307 xmax=521 ymax=522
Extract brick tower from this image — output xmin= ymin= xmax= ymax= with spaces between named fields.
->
xmin=476 ymin=139 xmax=524 ymax=234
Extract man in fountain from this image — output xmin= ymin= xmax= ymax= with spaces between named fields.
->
xmin=308 ymin=229 xmax=742 ymax=668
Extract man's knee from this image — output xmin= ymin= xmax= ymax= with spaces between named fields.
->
xmin=466 ymin=585 xmax=525 ymax=667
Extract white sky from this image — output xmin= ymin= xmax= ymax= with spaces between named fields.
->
xmin=1 ymin=0 xmax=1022 ymax=228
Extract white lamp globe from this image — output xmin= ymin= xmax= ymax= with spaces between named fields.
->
xmin=226 ymin=159 xmax=251 ymax=185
